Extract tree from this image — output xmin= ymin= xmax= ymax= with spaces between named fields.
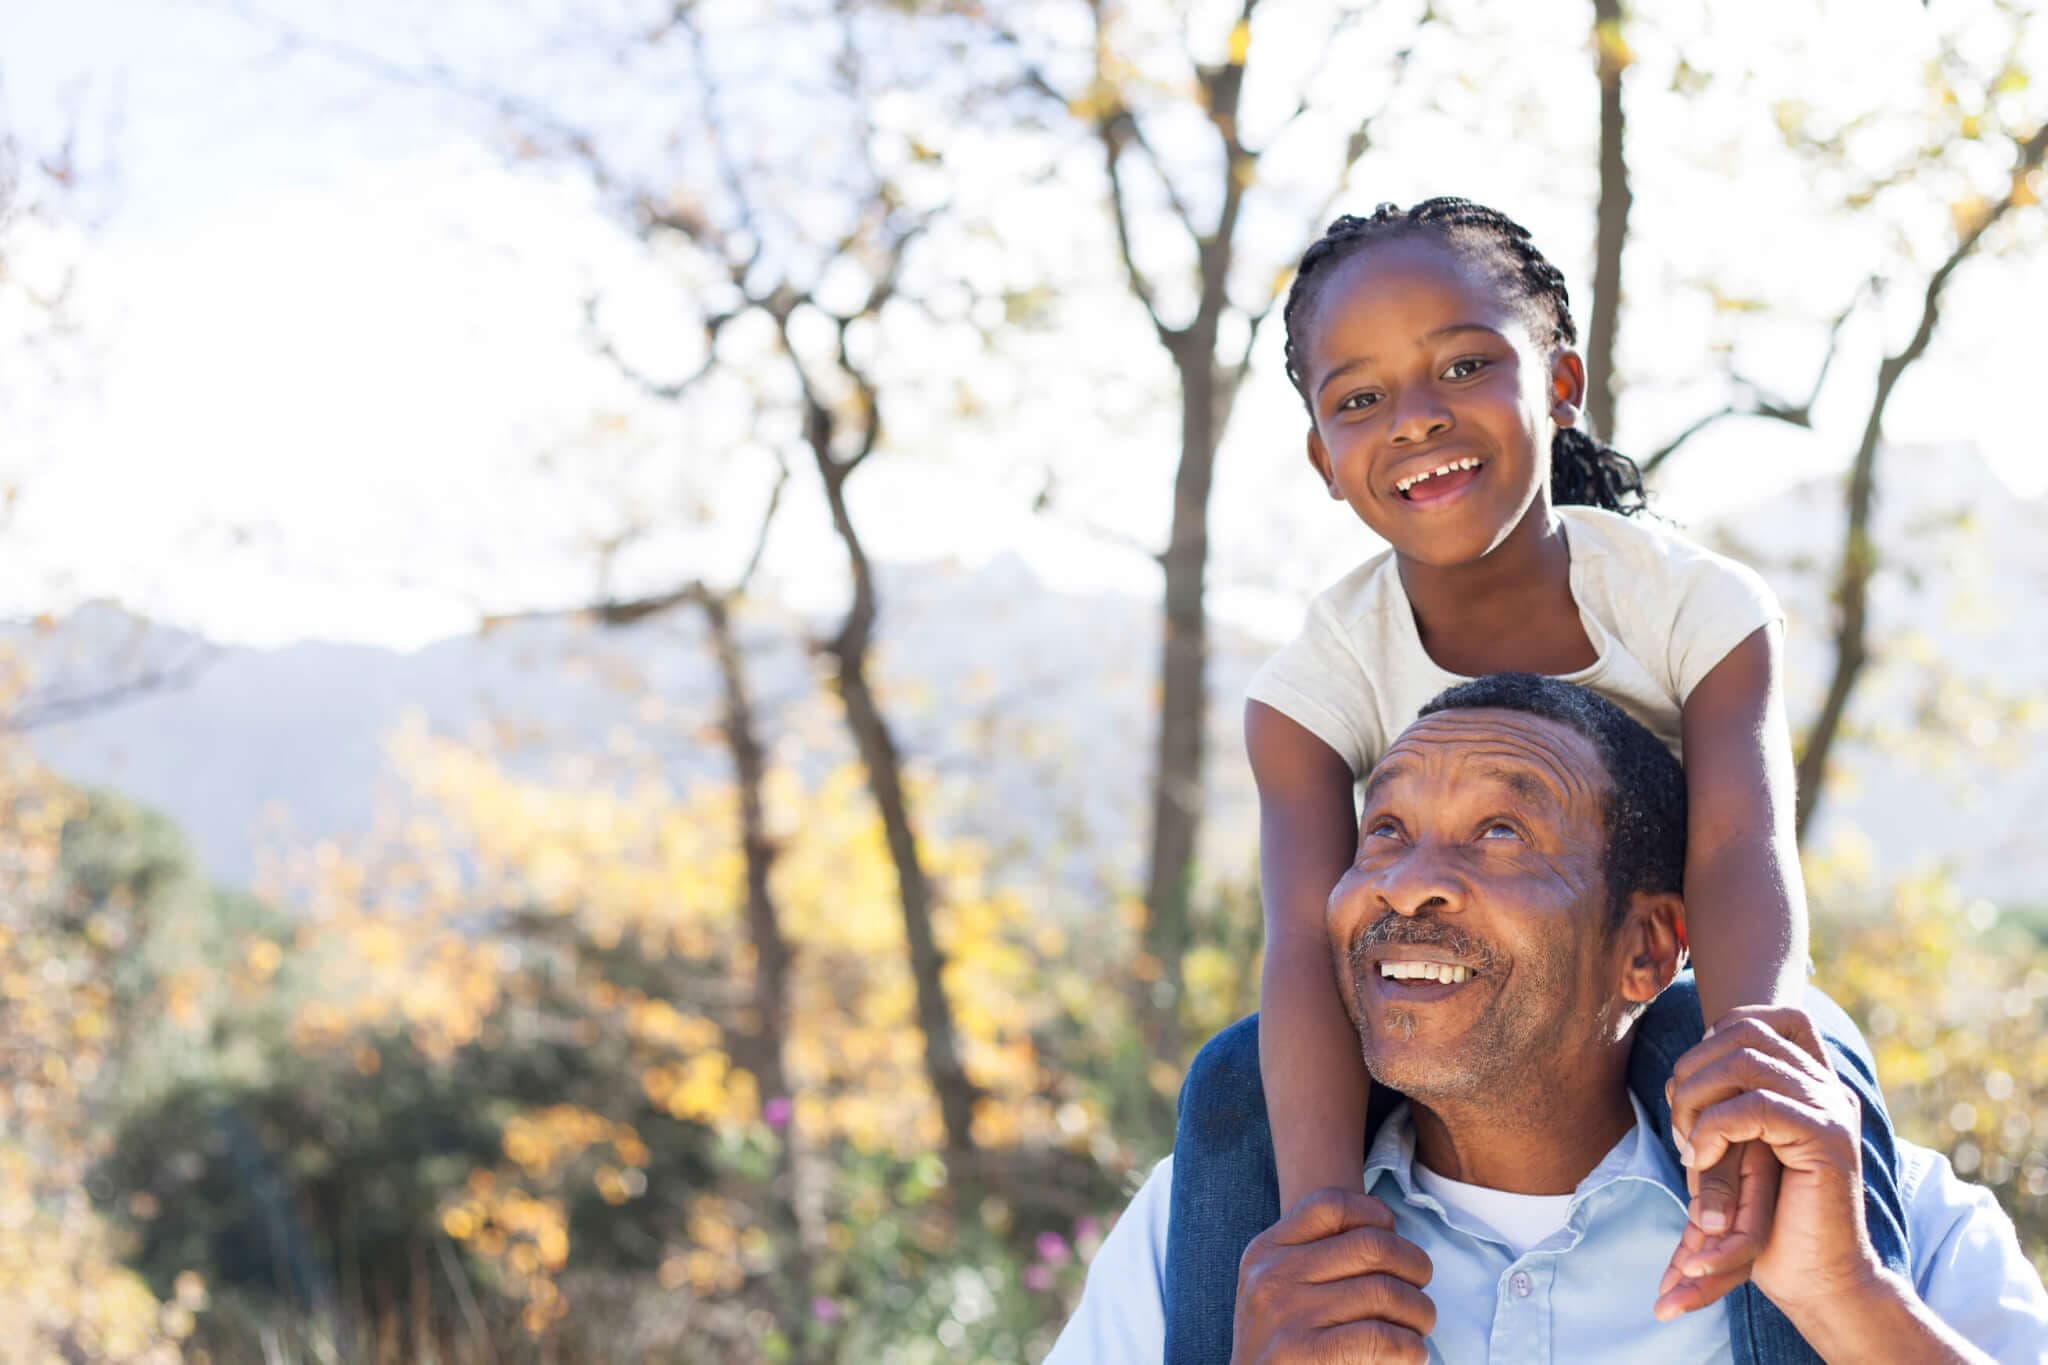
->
xmin=1635 ymin=6 xmax=2046 ymax=840
xmin=488 ymin=456 xmax=825 ymax=1343
xmin=1586 ymin=0 xmax=1632 ymax=441
xmin=978 ymin=0 xmax=1430 ymax=1060
xmin=256 ymin=0 xmax=990 ymax=1169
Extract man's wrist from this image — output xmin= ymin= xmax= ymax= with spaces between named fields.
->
xmin=1776 ymin=1267 xmax=1986 ymax=1365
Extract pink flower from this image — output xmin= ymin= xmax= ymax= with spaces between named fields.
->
xmin=1023 ymin=1264 xmax=1054 ymax=1292
xmin=811 ymin=1296 xmax=841 ymax=1322
xmin=1074 ymin=1216 xmax=1101 ymax=1245
xmin=1035 ymin=1231 xmax=1070 ymax=1265
xmin=763 ymin=1097 xmax=794 ymax=1130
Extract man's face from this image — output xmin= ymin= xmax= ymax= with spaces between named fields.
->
xmin=1327 ymin=708 xmax=1628 ymax=1105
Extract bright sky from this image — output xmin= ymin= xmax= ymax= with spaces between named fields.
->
xmin=1 ymin=0 xmax=2043 ymax=650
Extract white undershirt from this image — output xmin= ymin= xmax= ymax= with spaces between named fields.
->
xmin=1411 ymin=1163 xmax=1576 ymax=1256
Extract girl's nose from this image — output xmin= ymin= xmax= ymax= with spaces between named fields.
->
xmin=1388 ymin=391 xmax=1453 ymax=446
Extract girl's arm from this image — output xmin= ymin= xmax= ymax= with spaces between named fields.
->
xmin=1673 ymin=622 xmax=1807 ymax=1278
xmin=1245 ymin=699 xmax=1371 ymax=1210
xmin=1679 ymin=621 xmax=1809 ymax=1020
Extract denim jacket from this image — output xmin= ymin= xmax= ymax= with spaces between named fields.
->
xmin=1159 ymin=976 xmax=1909 ymax=1365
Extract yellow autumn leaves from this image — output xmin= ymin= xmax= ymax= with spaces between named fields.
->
xmin=0 ymin=659 xmax=191 ymax=1361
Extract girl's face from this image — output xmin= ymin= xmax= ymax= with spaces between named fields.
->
xmin=1298 ymin=237 xmax=1585 ymax=569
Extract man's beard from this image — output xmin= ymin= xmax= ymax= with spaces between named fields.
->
xmin=1341 ymin=911 xmax=1576 ymax=1106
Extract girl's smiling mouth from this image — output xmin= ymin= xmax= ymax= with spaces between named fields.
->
xmin=1394 ymin=457 xmax=1485 ymax=502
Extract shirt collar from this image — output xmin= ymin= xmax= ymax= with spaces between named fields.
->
xmin=1365 ymin=1091 xmax=1688 ymax=1217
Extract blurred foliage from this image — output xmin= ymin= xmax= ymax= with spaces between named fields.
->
xmin=1810 ymin=850 xmax=2048 ymax=1276
xmin=57 ymin=720 xmax=1144 ymax=1361
xmin=0 ymin=655 xmax=191 ymax=1361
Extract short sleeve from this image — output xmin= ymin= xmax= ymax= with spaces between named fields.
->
xmin=1245 ymin=595 xmax=1378 ymax=777
xmin=1666 ymin=551 xmax=1783 ymax=702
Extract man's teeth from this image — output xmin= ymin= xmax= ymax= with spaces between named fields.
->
xmin=1378 ymin=961 xmax=1473 ymax=983
xmin=1396 ymin=457 xmax=1481 ymax=494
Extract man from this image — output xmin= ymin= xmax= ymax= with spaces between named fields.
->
xmin=1047 ymin=675 xmax=2047 ymax=1363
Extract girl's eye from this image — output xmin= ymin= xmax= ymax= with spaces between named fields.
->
xmin=1338 ymin=391 xmax=1381 ymax=412
xmin=1480 ymin=822 xmax=1522 ymax=841
xmin=1443 ymin=357 xmax=1488 ymax=380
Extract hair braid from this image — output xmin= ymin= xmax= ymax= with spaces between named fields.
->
xmin=1280 ymin=196 xmax=1647 ymax=517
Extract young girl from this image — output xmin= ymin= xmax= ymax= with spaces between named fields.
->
xmin=1159 ymin=199 xmax=1908 ymax=1363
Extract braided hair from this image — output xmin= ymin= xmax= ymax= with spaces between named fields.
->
xmin=1280 ymin=197 xmax=1647 ymax=517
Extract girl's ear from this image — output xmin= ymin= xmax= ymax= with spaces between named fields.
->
xmin=1549 ymin=349 xmax=1588 ymax=428
xmin=1306 ymin=428 xmax=1344 ymax=499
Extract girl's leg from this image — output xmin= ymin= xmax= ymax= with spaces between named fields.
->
xmin=1163 ymin=1015 xmax=1277 ymax=1365
xmin=1629 ymin=972 xmax=1909 ymax=1362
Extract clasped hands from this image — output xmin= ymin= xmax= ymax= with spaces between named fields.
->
xmin=1230 ymin=1007 xmax=1882 ymax=1363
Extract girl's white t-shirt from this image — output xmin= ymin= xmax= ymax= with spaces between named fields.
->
xmin=1246 ymin=505 xmax=1781 ymax=769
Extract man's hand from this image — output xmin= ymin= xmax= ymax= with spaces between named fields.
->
xmin=1654 ymin=1006 xmax=1881 ymax=1324
xmin=1232 ymin=1187 xmax=1435 ymax=1364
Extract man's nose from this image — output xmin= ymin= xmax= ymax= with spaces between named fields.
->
xmin=1387 ymin=386 xmax=1452 ymax=445
xmin=1327 ymin=843 xmax=1466 ymax=930
xmin=1372 ymin=841 xmax=1468 ymax=918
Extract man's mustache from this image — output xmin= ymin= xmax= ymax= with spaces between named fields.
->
xmin=1347 ymin=912 xmax=1501 ymax=976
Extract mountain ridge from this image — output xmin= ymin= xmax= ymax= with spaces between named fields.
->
xmin=12 ymin=451 xmax=2044 ymax=908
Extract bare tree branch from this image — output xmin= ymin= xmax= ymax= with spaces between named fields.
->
xmin=227 ymin=4 xmax=619 ymax=192
xmin=1123 ymin=119 xmax=1203 ymax=244
xmin=1254 ymin=3 xmax=1378 ymax=147
xmin=481 ymin=443 xmax=790 ymax=636
xmin=582 ymin=295 xmax=729 ymax=401
xmin=1795 ymin=120 xmax=2048 ymax=840
xmin=1639 ymin=284 xmax=1867 ymax=478
xmin=736 ymin=457 xmax=792 ymax=591
xmin=1099 ymin=111 xmax=1175 ymax=344
xmin=5 ymin=642 xmax=218 ymax=733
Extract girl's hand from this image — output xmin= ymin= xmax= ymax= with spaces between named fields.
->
xmin=1654 ymin=1007 xmax=1881 ymax=1323
xmin=1655 ymin=1135 xmax=1781 ymax=1315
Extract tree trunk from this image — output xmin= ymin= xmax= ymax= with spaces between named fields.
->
xmin=1587 ymin=0 xmax=1631 ymax=441
xmin=1792 ymin=356 xmax=1898 ymax=842
xmin=809 ymin=442 xmax=981 ymax=1166
xmin=1140 ymin=337 xmax=1220 ymax=1065
xmin=694 ymin=593 xmax=820 ymax=1295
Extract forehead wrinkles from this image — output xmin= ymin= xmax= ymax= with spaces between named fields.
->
xmin=1379 ymin=712 xmax=1605 ymax=818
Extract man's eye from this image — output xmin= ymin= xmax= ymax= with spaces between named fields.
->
xmin=1366 ymin=818 xmax=1401 ymax=839
xmin=1480 ymin=822 xmax=1522 ymax=841
xmin=1443 ymin=357 xmax=1488 ymax=380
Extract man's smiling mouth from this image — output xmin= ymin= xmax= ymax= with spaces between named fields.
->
xmin=1378 ymin=960 xmax=1476 ymax=984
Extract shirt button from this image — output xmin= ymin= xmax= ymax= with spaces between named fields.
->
xmin=1510 ymin=1271 xmax=1533 ymax=1299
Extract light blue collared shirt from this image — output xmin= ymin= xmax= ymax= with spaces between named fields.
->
xmin=1046 ymin=1102 xmax=2048 ymax=1363
xmin=1361 ymin=1096 xmax=1726 ymax=1364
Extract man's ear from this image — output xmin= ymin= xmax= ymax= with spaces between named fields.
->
xmin=1616 ymin=890 xmax=1684 ymax=1005
xmin=1306 ymin=428 xmax=1344 ymax=499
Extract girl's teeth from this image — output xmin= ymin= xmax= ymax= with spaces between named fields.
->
xmin=1397 ymin=457 xmax=1480 ymax=494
